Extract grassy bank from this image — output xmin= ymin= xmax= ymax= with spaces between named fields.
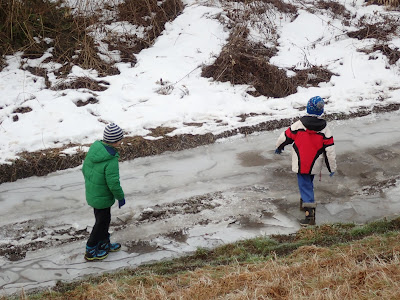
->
xmin=5 ymin=217 xmax=400 ymax=299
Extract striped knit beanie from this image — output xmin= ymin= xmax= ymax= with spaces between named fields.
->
xmin=307 ymin=96 xmax=324 ymax=116
xmin=103 ymin=123 xmax=124 ymax=144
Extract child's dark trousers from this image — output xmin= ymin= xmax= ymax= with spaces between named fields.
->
xmin=87 ymin=207 xmax=111 ymax=247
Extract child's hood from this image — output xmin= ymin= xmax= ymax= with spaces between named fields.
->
xmin=300 ymin=116 xmax=327 ymax=131
xmin=86 ymin=140 xmax=119 ymax=163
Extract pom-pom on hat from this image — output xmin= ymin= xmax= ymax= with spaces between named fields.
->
xmin=103 ymin=123 xmax=124 ymax=144
xmin=307 ymin=96 xmax=324 ymax=116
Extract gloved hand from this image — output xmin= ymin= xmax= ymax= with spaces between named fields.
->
xmin=275 ymin=149 xmax=282 ymax=154
xmin=118 ymin=198 xmax=126 ymax=209
xmin=329 ymin=172 xmax=335 ymax=177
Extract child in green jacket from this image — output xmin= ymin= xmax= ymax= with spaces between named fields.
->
xmin=82 ymin=123 xmax=126 ymax=261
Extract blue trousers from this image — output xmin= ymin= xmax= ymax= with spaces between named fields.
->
xmin=297 ymin=174 xmax=315 ymax=204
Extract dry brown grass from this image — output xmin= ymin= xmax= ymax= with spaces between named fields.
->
xmin=203 ymin=0 xmax=400 ymax=99
xmin=349 ymin=12 xmax=400 ymax=65
xmin=201 ymin=27 xmax=335 ymax=98
xmin=224 ymin=0 xmax=297 ymax=15
xmin=0 ymin=0 xmax=183 ymax=83
xmin=201 ymin=26 xmax=295 ymax=98
xmin=52 ymin=76 xmax=110 ymax=91
xmin=369 ymin=0 xmax=400 ymax=7
xmin=114 ymin=0 xmax=184 ymax=55
xmin=316 ymin=0 xmax=351 ymax=18
xmin=32 ymin=233 xmax=400 ymax=299
xmin=0 ymin=0 xmax=119 ymax=78
xmin=202 ymin=1 xmax=336 ymax=98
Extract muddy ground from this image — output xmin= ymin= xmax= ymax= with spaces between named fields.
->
xmin=1 ymin=103 xmax=399 ymax=186
xmin=1 ymin=110 xmax=400 ymax=267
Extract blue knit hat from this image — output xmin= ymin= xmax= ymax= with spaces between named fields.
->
xmin=103 ymin=123 xmax=124 ymax=143
xmin=307 ymin=96 xmax=324 ymax=116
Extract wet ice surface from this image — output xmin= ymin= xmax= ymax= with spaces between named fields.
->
xmin=1 ymin=111 xmax=400 ymax=295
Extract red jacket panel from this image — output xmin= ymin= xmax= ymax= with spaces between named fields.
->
xmin=276 ymin=116 xmax=336 ymax=174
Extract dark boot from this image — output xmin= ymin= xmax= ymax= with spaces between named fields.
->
xmin=300 ymin=207 xmax=315 ymax=226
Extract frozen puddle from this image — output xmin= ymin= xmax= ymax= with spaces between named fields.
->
xmin=1 ymin=111 xmax=400 ymax=295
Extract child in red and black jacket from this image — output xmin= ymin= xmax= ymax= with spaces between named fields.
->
xmin=275 ymin=96 xmax=337 ymax=226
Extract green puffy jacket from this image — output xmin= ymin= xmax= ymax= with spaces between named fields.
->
xmin=82 ymin=140 xmax=125 ymax=209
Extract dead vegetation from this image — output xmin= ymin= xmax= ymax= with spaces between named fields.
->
xmin=123 ymin=240 xmax=400 ymax=299
xmin=0 ymin=0 xmax=116 ymax=78
xmin=362 ymin=43 xmax=400 ymax=65
xmin=75 ymin=97 xmax=99 ymax=107
xmin=147 ymin=126 xmax=177 ymax=137
xmin=0 ymin=0 xmax=183 ymax=87
xmin=11 ymin=107 xmax=33 ymax=122
xmin=368 ymin=0 xmax=400 ymax=7
xmin=21 ymin=218 xmax=400 ymax=299
xmin=202 ymin=1 xmax=336 ymax=98
xmin=225 ymin=0 xmax=297 ymax=15
xmin=348 ymin=21 xmax=398 ymax=41
xmin=0 ymin=146 xmax=87 ymax=183
xmin=99 ymin=0 xmax=184 ymax=65
xmin=202 ymin=0 xmax=400 ymax=99
xmin=349 ymin=13 xmax=400 ymax=64
xmin=12 ymin=107 xmax=32 ymax=114
xmin=201 ymin=26 xmax=294 ymax=98
xmin=201 ymin=27 xmax=335 ymax=98
xmin=52 ymin=77 xmax=110 ymax=91
xmin=116 ymin=0 xmax=184 ymax=53
xmin=316 ymin=0 xmax=351 ymax=18
xmin=23 ymin=66 xmax=52 ymax=88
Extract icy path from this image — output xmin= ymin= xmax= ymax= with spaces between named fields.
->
xmin=1 ymin=111 xmax=400 ymax=295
